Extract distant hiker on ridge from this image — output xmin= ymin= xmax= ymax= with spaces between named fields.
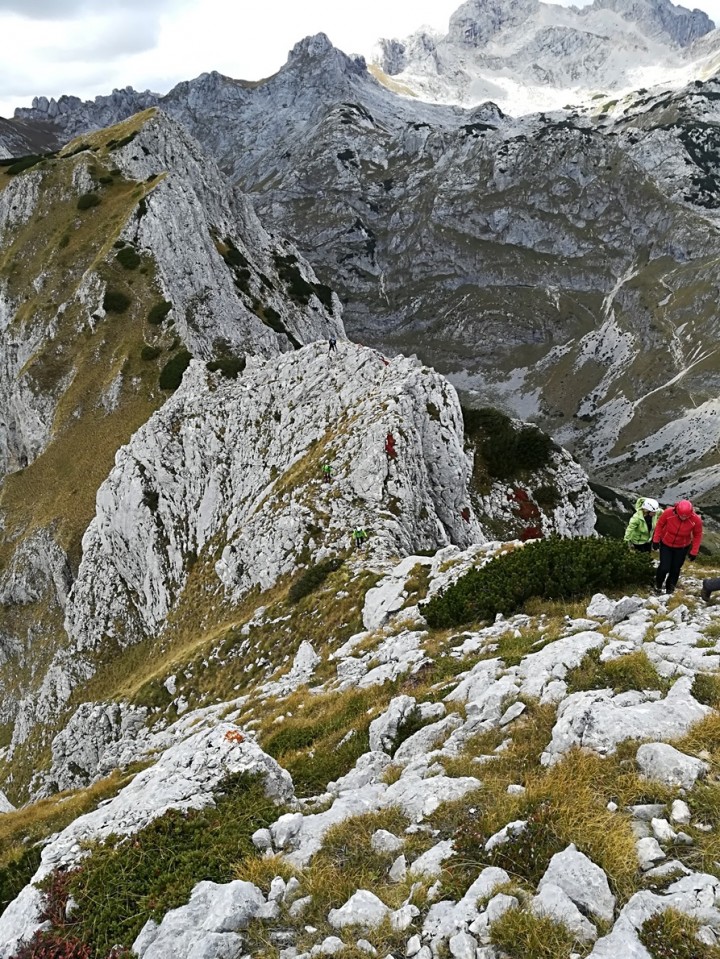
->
xmin=328 ymin=335 xmax=337 ymax=352
xmin=624 ymin=497 xmax=661 ymax=552
xmin=652 ymin=499 xmax=703 ymax=595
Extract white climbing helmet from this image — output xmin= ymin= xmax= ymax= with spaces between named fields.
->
xmin=642 ymin=498 xmax=660 ymax=512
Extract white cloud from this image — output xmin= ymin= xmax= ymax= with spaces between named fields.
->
xmin=0 ymin=0 xmax=719 ymax=118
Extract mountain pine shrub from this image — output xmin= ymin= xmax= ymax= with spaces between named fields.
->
xmin=159 ymin=349 xmax=192 ymax=391
xmin=77 ymin=193 xmax=101 ymax=210
xmin=140 ymin=345 xmax=161 ymax=361
xmin=421 ymin=537 xmax=653 ymax=628
xmin=115 ymin=247 xmax=141 ymax=270
xmin=288 ymin=557 xmax=342 ymax=603
xmin=206 ymin=355 xmax=246 ymax=379
xmin=147 ymin=300 xmax=172 ymax=325
xmin=102 ymin=289 xmax=131 ymax=314
xmin=463 ymin=406 xmax=555 ymax=482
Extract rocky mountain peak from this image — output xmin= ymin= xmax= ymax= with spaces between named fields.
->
xmin=589 ymin=0 xmax=715 ymax=46
xmin=285 ymin=32 xmax=369 ymax=79
xmin=448 ymin=0 xmax=540 ymax=46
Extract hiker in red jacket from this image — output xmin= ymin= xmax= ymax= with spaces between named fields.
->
xmin=652 ymin=499 xmax=703 ymax=594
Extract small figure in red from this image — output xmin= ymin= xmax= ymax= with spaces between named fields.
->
xmin=461 ymin=507 xmax=471 ymax=522
xmin=385 ymin=432 xmax=397 ymax=460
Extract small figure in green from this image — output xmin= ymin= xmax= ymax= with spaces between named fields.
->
xmin=352 ymin=527 xmax=368 ymax=550
xmin=321 ymin=463 xmax=334 ymax=483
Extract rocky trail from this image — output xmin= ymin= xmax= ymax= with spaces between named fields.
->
xmin=3 ymin=541 xmax=720 ymax=959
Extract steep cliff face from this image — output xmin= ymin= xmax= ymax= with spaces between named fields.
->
xmin=0 ymin=108 xmax=343 ymax=796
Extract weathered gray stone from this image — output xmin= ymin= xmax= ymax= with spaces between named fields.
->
xmin=328 ymin=890 xmax=390 ymax=930
xmin=539 ymin=845 xmax=615 ymax=923
xmin=531 ymin=883 xmax=597 ymax=941
xmin=636 ymin=743 xmax=709 ymax=789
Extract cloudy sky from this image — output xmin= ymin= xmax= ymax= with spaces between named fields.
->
xmin=1 ymin=0 xmax=719 ymax=118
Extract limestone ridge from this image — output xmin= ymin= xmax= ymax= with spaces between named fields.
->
xmin=103 ymin=111 xmax=343 ymax=358
xmin=0 ymin=108 xmax=342 ymax=483
xmin=4 ymin=341 xmax=594 ymax=778
xmin=4 ymin=38 xmax=720 ymax=501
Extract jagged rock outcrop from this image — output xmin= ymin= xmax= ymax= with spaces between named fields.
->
xmin=0 ymin=726 xmax=293 ymax=958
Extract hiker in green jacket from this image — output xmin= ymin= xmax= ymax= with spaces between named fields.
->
xmin=352 ymin=527 xmax=368 ymax=550
xmin=624 ymin=497 xmax=661 ymax=552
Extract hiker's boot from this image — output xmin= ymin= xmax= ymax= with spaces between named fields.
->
xmin=702 ymin=580 xmax=713 ymax=603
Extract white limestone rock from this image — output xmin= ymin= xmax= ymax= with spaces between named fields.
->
xmin=362 ymin=555 xmax=433 ymax=630
xmin=538 ymin=845 xmax=615 ymax=923
xmin=0 ymin=791 xmax=15 ymax=814
xmin=636 ymin=743 xmax=709 ymax=789
xmin=409 ymin=840 xmax=455 ymax=878
xmin=542 ymin=677 xmax=710 ymax=764
xmin=369 ymin=696 xmax=418 ymax=753
xmin=328 ymin=890 xmax=390 ymax=930
xmin=531 ymin=883 xmax=597 ymax=941
xmin=371 ymin=829 xmax=404 ymax=854
xmin=132 ymin=880 xmax=266 ymax=959
xmin=0 ymin=725 xmax=292 ymax=955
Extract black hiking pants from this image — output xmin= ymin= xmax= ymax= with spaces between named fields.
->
xmin=656 ymin=543 xmax=690 ymax=593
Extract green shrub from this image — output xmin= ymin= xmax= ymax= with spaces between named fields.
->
xmin=4 ymin=155 xmax=45 ymax=175
xmin=76 ymin=193 xmax=101 ymax=210
xmin=288 ymin=557 xmax=342 ymax=603
xmin=102 ymin=289 xmax=131 ymax=314
xmin=66 ymin=773 xmax=281 ymax=954
xmin=206 ymin=355 xmax=246 ymax=379
xmin=272 ymin=252 xmax=335 ymax=313
xmin=0 ymin=845 xmax=42 ymax=917
xmin=140 ymin=345 xmax=161 ymax=362
xmin=115 ymin=247 xmax=141 ymax=270
xmin=422 ymin=536 xmax=653 ymax=628
xmin=159 ymin=349 xmax=192 ymax=391
xmin=463 ymin=407 xmax=554 ymax=481
xmin=148 ymin=300 xmax=172 ymax=325
xmin=98 ymin=175 xmax=114 ymax=185
xmin=534 ymin=484 xmax=561 ymax=509
xmin=639 ymin=908 xmax=720 ymax=958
